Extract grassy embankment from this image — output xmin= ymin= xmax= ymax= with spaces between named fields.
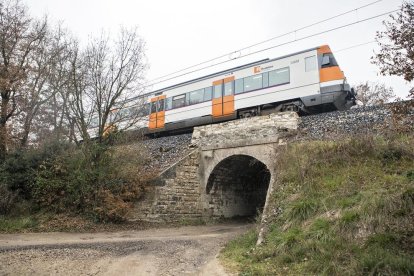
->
xmin=221 ymin=134 xmax=414 ymax=275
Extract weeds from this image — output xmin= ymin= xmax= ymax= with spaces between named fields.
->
xmin=288 ymin=199 xmax=319 ymax=222
xmin=0 ymin=216 xmax=38 ymax=232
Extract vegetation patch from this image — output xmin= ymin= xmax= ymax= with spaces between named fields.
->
xmin=0 ymin=138 xmax=151 ymax=231
xmin=221 ymin=134 xmax=414 ymax=275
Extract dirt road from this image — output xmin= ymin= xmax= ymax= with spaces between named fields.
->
xmin=0 ymin=223 xmax=251 ymax=276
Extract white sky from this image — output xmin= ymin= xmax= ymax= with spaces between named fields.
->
xmin=25 ymin=0 xmax=410 ymax=98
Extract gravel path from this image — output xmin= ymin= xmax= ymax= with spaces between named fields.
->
xmin=0 ymin=223 xmax=251 ymax=276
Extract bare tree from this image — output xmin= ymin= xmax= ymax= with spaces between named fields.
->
xmin=67 ymin=42 xmax=91 ymax=142
xmin=69 ymin=27 xmax=147 ymax=143
xmin=0 ymin=0 xmax=47 ymax=159
xmin=372 ymin=1 xmax=414 ymax=97
xmin=23 ymin=24 xmax=76 ymax=146
xmin=355 ymin=82 xmax=395 ymax=106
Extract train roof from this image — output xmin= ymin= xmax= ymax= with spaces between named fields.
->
xmin=131 ymin=45 xmax=321 ymax=101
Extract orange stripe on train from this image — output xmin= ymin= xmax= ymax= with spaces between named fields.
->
xmin=320 ymin=66 xmax=344 ymax=82
xmin=317 ymin=45 xmax=332 ymax=55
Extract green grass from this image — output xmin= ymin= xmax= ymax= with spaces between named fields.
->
xmin=0 ymin=216 xmax=39 ymax=232
xmin=221 ymin=134 xmax=414 ymax=275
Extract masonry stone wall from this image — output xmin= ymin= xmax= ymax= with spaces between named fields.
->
xmin=132 ymin=150 xmax=203 ymax=222
xmin=191 ymin=112 xmax=298 ymax=150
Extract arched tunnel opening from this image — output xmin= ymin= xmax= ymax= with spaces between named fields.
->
xmin=206 ymin=155 xmax=271 ymax=219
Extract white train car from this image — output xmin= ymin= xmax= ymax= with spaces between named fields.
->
xmin=90 ymin=45 xmax=355 ymax=136
xmin=142 ymin=45 xmax=355 ymax=134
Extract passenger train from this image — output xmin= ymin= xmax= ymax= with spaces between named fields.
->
xmin=89 ymin=45 xmax=356 ymax=136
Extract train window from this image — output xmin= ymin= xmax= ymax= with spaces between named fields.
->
xmin=235 ymin=79 xmax=244 ymax=94
xmin=90 ymin=116 xmax=99 ymax=128
xmin=321 ymin=55 xmax=330 ymax=66
xmin=118 ymin=107 xmax=130 ymax=118
xmin=165 ymin=97 xmax=172 ymax=110
xmin=262 ymin=72 xmax=269 ymax=87
xmin=189 ymin=89 xmax=204 ymax=105
xmin=305 ymin=56 xmax=317 ymax=72
xmin=172 ymin=94 xmax=186 ymax=109
xmin=138 ymin=103 xmax=150 ymax=116
xmin=224 ymin=81 xmax=233 ymax=96
xmin=213 ymin=84 xmax=222 ymax=99
xmin=157 ymin=99 xmax=165 ymax=112
xmin=144 ymin=103 xmax=150 ymax=116
xmin=185 ymin=93 xmax=190 ymax=106
xmin=150 ymin=102 xmax=157 ymax=113
xmin=204 ymin=86 xmax=212 ymax=101
xmin=269 ymin=67 xmax=290 ymax=86
xmin=244 ymin=74 xmax=262 ymax=92
xmin=321 ymin=53 xmax=338 ymax=68
xmin=110 ymin=109 xmax=118 ymax=121
xmin=128 ymin=106 xmax=137 ymax=116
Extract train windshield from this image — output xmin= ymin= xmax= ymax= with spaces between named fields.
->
xmin=321 ymin=53 xmax=338 ymax=68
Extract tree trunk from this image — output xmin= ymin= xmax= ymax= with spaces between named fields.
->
xmin=20 ymin=119 xmax=31 ymax=148
xmin=20 ymin=106 xmax=37 ymax=148
xmin=0 ymin=96 xmax=9 ymax=161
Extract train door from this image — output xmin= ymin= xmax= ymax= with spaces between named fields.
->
xmin=212 ymin=76 xmax=235 ymax=118
xmin=148 ymin=95 xmax=166 ymax=130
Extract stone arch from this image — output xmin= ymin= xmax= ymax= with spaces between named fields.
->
xmin=203 ymin=154 xmax=271 ymax=218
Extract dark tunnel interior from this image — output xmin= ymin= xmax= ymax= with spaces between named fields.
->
xmin=206 ymin=155 xmax=271 ymax=219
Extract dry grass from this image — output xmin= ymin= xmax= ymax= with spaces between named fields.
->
xmin=221 ymin=134 xmax=414 ymax=275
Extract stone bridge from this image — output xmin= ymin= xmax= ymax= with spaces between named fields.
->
xmin=132 ymin=103 xmax=413 ymax=222
xmin=133 ymin=112 xmax=298 ymax=222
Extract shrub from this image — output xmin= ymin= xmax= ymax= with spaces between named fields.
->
xmin=0 ymin=184 xmax=17 ymax=215
xmin=0 ymin=138 xmax=147 ymax=223
xmin=93 ymin=189 xmax=131 ymax=222
xmin=0 ymin=150 xmax=38 ymax=199
xmin=31 ymin=141 xmax=146 ymax=222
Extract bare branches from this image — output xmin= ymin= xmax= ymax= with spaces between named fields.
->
xmin=18 ymin=22 xmax=76 ymax=147
xmin=372 ymin=1 xmax=414 ymax=96
xmin=355 ymin=82 xmax=395 ymax=106
xmin=69 ymin=27 xmax=147 ymax=142
xmin=0 ymin=0 xmax=48 ymax=157
xmin=0 ymin=0 xmax=148 ymax=155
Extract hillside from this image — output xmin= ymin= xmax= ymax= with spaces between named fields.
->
xmin=221 ymin=134 xmax=414 ymax=275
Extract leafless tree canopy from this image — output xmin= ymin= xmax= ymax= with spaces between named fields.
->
xmin=372 ymin=1 xmax=414 ymax=97
xmin=0 ymin=0 xmax=47 ymax=159
xmin=355 ymin=82 xmax=395 ymax=106
xmin=0 ymin=0 xmax=148 ymax=158
xmin=69 ymin=28 xmax=147 ymax=143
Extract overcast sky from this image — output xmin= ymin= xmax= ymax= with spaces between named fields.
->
xmin=25 ymin=0 xmax=410 ymax=98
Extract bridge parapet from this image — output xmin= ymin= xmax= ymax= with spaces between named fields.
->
xmin=191 ymin=112 xmax=299 ymax=150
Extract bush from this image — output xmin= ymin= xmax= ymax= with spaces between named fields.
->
xmin=0 ymin=139 xmax=147 ymax=223
xmin=0 ymin=184 xmax=17 ymax=215
xmin=0 ymin=141 xmax=69 ymax=198
xmin=32 ymin=141 xmax=146 ymax=222
xmin=0 ymin=150 xmax=38 ymax=199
